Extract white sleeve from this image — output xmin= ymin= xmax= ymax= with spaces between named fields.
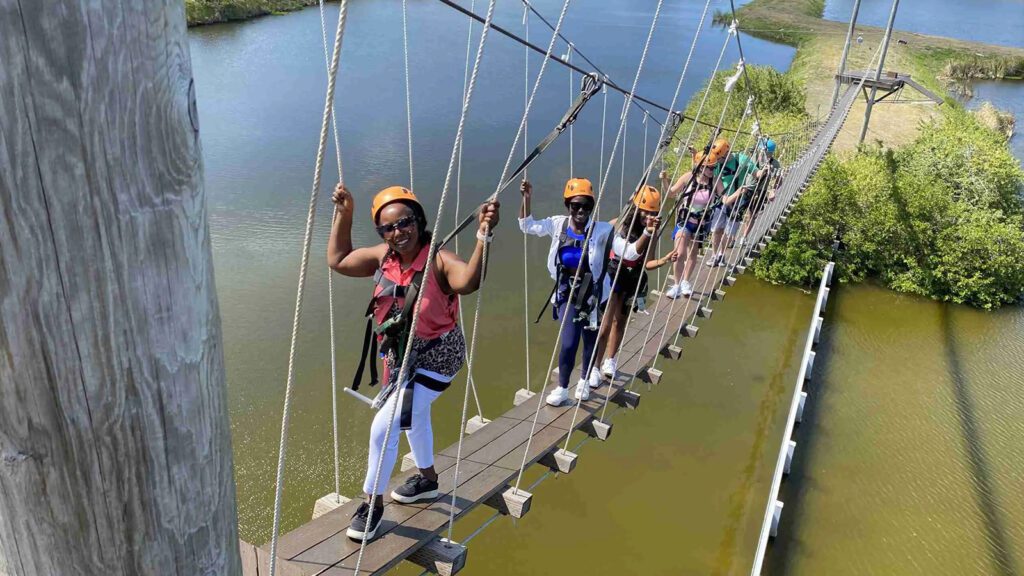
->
xmin=519 ymin=215 xmax=556 ymax=237
xmin=612 ymin=234 xmax=642 ymax=260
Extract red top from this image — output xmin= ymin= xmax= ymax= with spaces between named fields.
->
xmin=372 ymin=243 xmax=459 ymax=341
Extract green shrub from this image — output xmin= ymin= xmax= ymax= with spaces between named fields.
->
xmin=754 ymin=107 xmax=1024 ymax=309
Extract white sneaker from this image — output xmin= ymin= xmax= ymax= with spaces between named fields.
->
xmin=715 ymin=253 xmax=725 ymax=267
xmin=601 ymin=357 xmax=617 ymax=379
xmin=680 ymin=280 xmax=693 ymax=297
xmin=665 ymin=283 xmax=682 ymax=299
xmin=574 ymin=379 xmax=590 ymax=401
xmin=546 ymin=386 xmax=569 ymax=406
xmin=588 ymin=367 xmax=602 ymax=389
xmin=705 ymin=254 xmax=717 ymax=267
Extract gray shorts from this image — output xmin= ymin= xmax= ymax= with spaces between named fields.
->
xmin=710 ymin=206 xmax=740 ymax=235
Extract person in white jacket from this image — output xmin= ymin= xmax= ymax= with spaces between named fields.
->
xmin=519 ymin=178 xmax=640 ymax=405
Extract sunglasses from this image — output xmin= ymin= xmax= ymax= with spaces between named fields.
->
xmin=568 ymin=201 xmax=594 ymax=213
xmin=376 ymin=214 xmax=418 ymax=237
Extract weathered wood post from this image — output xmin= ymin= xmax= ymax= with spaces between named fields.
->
xmin=0 ymin=1 xmax=240 ymax=575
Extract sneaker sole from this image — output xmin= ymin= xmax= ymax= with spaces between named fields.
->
xmin=389 ymin=489 xmax=439 ymax=504
xmin=546 ymin=397 xmax=567 ymax=406
xmin=346 ymin=525 xmax=379 ymax=541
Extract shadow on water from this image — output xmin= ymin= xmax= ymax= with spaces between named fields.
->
xmin=761 ymin=286 xmax=841 ymax=575
xmin=940 ymin=306 xmax=1019 ymax=576
xmin=711 ymin=301 xmax=804 ymax=576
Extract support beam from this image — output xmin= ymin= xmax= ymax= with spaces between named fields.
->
xmin=831 ymin=0 xmax=862 ymax=109
xmin=583 ymin=419 xmax=613 ymax=441
xmin=539 ymin=449 xmax=578 ymax=474
xmin=859 ymin=0 xmax=901 ymax=144
xmin=0 ymin=2 xmax=241 ymax=573
xmin=642 ymin=367 xmax=664 ymax=385
xmin=681 ymin=324 xmax=699 ymax=338
xmin=661 ymin=344 xmax=683 ymax=360
xmin=465 ymin=415 xmax=491 ymax=435
xmin=483 ymin=486 xmax=533 ymax=519
xmin=407 ymin=538 xmax=467 ymax=576
xmin=514 ymin=388 xmax=536 ymax=406
xmin=313 ymin=493 xmax=352 ymax=520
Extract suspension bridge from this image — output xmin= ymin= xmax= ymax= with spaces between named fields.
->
xmin=0 ymin=0 xmax=903 ymax=574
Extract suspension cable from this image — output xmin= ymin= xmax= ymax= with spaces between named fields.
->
xmin=434 ymin=0 xmax=762 ymax=137
xmin=268 ymin=3 xmax=348 ymax=575
xmin=521 ymin=3 xmax=533 ymax=396
xmin=519 ymin=0 xmax=664 ymax=126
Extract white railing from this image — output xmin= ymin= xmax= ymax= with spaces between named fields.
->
xmin=750 ymin=260 xmax=834 ymax=575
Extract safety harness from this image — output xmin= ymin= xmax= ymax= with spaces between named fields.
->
xmin=534 ymin=220 xmax=613 ymax=326
xmin=352 ymin=248 xmax=452 ymax=429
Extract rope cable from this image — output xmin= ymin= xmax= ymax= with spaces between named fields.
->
xmin=316 ymin=0 xmax=345 ymax=506
xmin=352 ymin=1 xmax=497 ymax=571
xmin=515 ymin=0 xmax=667 ymax=490
xmin=521 ymin=4 xmax=533 ymax=394
xmin=268 ymin=2 xmax=348 ymax=574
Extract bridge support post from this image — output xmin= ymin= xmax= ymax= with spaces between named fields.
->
xmin=831 ymin=0 xmax=862 ymax=109
xmin=858 ymin=0 xmax=901 ymax=144
xmin=0 ymin=2 xmax=241 ymax=574
xmin=313 ymin=493 xmax=352 ymax=520
xmin=408 ymin=538 xmax=468 ymax=576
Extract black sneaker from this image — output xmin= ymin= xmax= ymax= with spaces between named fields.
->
xmin=346 ymin=502 xmax=383 ymax=541
xmin=390 ymin=474 xmax=439 ymax=504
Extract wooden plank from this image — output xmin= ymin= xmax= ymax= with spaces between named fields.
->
xmin=0 ymin=2 xmax=239 ymax=574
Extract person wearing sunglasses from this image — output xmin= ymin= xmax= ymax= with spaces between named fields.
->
xmin=328 ymin=183 xmax=500 ymax=541
xmin=660 ymin=149 xmax=724 ymax=299
xmin=520 ymin=178 xmax=627 ymax=406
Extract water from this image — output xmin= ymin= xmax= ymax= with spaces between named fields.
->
xmin=766 ymin=285 xmax=1024 ymax=575
xmin=188 ymin=1 xmax=801 ymax=572
xmin=824 ymin=0 xmax=1024 ymax=49
xmin=966 ymin=80 xmax=1024 ymax=161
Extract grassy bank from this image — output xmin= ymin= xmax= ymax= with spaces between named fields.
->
xmin=725 ymin=0 xmax=1024 ymax=150
xmin=185 ymin=0 xmax=318 ymax=26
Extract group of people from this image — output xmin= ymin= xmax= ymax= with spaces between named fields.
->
xmin=326 ymin=136 xmax=783 ymax=541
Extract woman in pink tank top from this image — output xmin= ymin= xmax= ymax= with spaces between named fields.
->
xmin=328 ymin=182 xmax=500 ymax=541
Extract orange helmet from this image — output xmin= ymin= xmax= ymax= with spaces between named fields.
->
xmin=633 ymin=185 xmax=661 ymax=212
xmin=563 ymin=178 xmax=595 ymax=201
xmin=692 ymin=150 xmax=719 ymax=168
xmin=711 ymin=138 xmax=731 ymax=158
xmin=371 ymin=186 xmax=421 ymax=222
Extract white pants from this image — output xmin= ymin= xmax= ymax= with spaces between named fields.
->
xmin=710 ymin=206 xmax=740 ymax=236
xmin=363 ymin=383 xmax=443 ymax=495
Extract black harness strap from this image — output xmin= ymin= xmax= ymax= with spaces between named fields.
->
xmin=438 ymin=74 xmax=603 ymax=251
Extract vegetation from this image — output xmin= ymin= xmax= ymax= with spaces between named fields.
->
xmin=668 ymin=65 xmax=813 ymax=168
xmin=185 ymin=0 xmax=316 ymax=26
xmin=754 ymin=107 xmax=1024 ymax=309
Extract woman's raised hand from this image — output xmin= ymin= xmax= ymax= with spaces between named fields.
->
xmin=332 ymin=182 xmax=353 ymax=213
xmin=479 ymin=200 xmax=501 ymax=233
xmin=645 ymin=215 xmax=661 ymax=233
xmin=519 ymin=180 xmax=532 ymax=199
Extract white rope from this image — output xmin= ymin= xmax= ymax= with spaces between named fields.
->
xmin=353 ymin=2 xmax=497 ymax=570
xmin=269 ymin=2 xmax=348 ymax=574
xmin=566 ymin=47 xmax=574 ymax=177
xmin=596 ymin=82 xmax=608 ymax=220
xmin=522 ymin=4 xmax=533 ymax=394
xmin=454 ymin=0 xmax=487 ymax=420
xmin=402 ymin=0 xmax=415 ymax=190
xmin=446 ymin=233 xmax=490 ymax=541
xmin=515 ymin=0 xmax=666 ymax=491
xmin=619 ymin=109 xmax=629 ymax=207
xmin=565 ymin=0 xmax=716 ymax=428
xmin=316 ymin=0 xmax=345 ymax=506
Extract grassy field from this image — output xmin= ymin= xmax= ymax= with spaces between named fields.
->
xmin=728 ymin=0 xmax=1024 ymax=151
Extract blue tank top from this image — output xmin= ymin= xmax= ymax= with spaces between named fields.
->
xmin=557 ymin=225 xmax=587 ymax=270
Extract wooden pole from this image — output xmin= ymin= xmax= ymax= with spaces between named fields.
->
xmin=858 ymin=0 xmax=900 ymax=145
xmin=0 ymin=1 xmax=241 ymax=575
xmin=830 ymin=0 xmax=861 ymax=109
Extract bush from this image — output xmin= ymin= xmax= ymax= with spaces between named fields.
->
xmin=755 ymin=107 xmax=1024 ymax=309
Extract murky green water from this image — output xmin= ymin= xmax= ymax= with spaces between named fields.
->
xmin=188 ymin=1 xmax=1023 ymax=574
xmin=767 ymin=285 xmax=1024 ymax=575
